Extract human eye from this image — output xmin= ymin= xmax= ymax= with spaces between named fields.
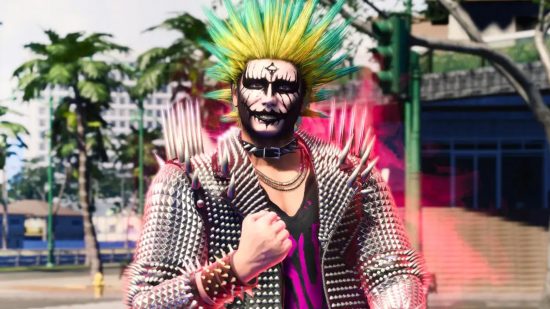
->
xmin=243 ymin=78 xmax=266 ymax=90
xmin=274 ymin=81 xmax=298 ymax=93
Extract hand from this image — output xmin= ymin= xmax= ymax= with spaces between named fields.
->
xmin=232 ymin=210 xmax=291 ymax=283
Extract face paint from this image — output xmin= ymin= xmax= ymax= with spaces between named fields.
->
xmin=236 ymin=59 xmax=304 ymax=145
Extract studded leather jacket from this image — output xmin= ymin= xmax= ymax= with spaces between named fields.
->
xmin=124 ymin=128 xmax=429 ymax=308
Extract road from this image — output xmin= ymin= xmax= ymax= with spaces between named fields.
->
xmin=0 ymin=267 xmax=124 ymax=309
xmin=0 ymin=267 xmax=542 ymax=308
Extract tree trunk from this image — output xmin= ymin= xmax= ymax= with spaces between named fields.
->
xmin=53 ymin=165 xmax=71 ymax=215
xmin=76 ymin=105 xmax=103 ymax=279
xmin=1 ymin=169 xmax=8 ymax=250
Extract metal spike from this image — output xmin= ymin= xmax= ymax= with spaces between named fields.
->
xmin=347 ymin=136 xmax=375 ymax=187
xmin=244 ymin=288 xmax=255 ymax=297
xmin=161 ymin=107 xmax=173 ymax=160
xmin=337 ymin=100 xmax=347 ymax=148
xmin=152 ymin=150 xmax=165 ymax=167
xmin=361 ymin=156 xmax=380 ymax=180
xmin=184 ymin=143 xmax=192 ymax=175
xmin=195 ymin=100 xmax=204 ymax=153
xmin=348 ymin=103 xmax=357 ymax=154
xmin=356 ymin=107 xmax=368 ymax=155
xmin=329 ymin=98 xmax=336 ymax=143
xmin=227 ymin=174 xmax=236 ymax=200
xmin=363 ymin=136 xmax=376 ymax=163
xmin=191 ymin=100 xmax=198 ymax=155
xmin=191 ymin=171 xmax=201 ymax=190
xmin=171 ymin=105 xmax=180 ymax=161
xmin=360 ymin=127 xmax=372 ymax=157
xmin=338 ymin=132 xmax=354 ymax=166
xmin=176 ymin=101 xmax=186 ymax=164
xmin=221 ymin=143 xmax=230 ymax=178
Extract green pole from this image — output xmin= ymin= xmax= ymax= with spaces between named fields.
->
xmin=46 ymin=96 xmax=54 ymax=267
xmin=404 ymin=52 xmax=422 ymax=250
xmin=406 ymin=0 xmax=412 ymax=23
xmin=138 ymin=101 xmax=144 ymax=215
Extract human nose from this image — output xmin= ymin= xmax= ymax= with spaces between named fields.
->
xmin=266 ymin=83 xmax=273 ymax=98
xmin=262 ymin=98 xmax=277 ymax=109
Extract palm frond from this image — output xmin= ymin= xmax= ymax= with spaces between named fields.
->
xmin=77 ymin=80 xmax=109 ymax=103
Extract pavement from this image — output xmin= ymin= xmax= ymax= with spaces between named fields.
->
xmin=0 ymin=267 xmax=545 ymax=308
xmin=0 ymin=266 xmax=125 ymax=309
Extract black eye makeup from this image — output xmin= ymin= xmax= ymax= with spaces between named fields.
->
xmin=273 ymin=80 xmax=299 ymax=93
xmin=242 ymin=77 xmax=299 ymax=94
xmin=243 ymin=77 xmax=268 ymax=90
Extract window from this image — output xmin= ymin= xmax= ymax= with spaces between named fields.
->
xmin=119 ymin=121 xmax=126 ymax=128
xmin=156 ymin=98 xmax=163 ymax=105
xmin=39 ymin=119 xmax=46 ymax=127
xmin=39 ymin=143 xmax=45 ymax=151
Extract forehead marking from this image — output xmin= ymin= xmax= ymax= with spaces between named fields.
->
xmin=265 ymin=62 xmax=278 ymax=78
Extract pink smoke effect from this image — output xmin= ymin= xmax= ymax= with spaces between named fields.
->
xmin=300 ymin=77 xmax=408 ymax=206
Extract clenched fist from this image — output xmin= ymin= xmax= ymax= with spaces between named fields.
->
xmin=232 ymin=210 xmax=292 ymax=283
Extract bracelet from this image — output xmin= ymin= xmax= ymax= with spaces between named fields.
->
xmin=193 ymin=250 xmax=259 ymax=307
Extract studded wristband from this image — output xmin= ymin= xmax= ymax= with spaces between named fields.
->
xmin=192 ymin=250 xmax=258 ymax=308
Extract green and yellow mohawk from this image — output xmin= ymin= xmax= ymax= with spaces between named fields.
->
xmin=203 ymin=0 xmax=355 ymax=117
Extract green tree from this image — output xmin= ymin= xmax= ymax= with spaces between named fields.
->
xmin=0 ymin=105 xmax=28 ymax=249
xmin=114 ymin=125 xmax=164 ymax=198
xmin=13 ymin=30 xmax=129 ymax=280
xmin=133 ymin=13 xmax=212 ymax=100
xmin=9 ymin=158 xmax=78 ymax=214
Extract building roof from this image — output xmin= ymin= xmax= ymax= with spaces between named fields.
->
xmin=0 ymin=199 xmax=81 ymax=217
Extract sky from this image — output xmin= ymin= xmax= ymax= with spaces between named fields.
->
xmin=0 ymin=0 xmax=212 ymax=97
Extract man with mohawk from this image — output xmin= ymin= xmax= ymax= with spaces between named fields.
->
xmin=124 ymin=0 xmax=429 ymax=308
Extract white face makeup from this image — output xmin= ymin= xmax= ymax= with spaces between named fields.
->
xmin=236 ymin=59 xmax=303 ymax=140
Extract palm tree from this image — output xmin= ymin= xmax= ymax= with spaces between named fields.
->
xmin=13 ymin=30 xmax=129 ymax=280
xmin=0 ymin=105 xmax=28 ymax=249
xmin=114 ymin=125 xmax=164 ymax=189
xmin=133 ymin=13 xmax=212 ymax=101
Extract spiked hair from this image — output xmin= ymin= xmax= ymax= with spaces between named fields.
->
xmin=203 ymin=0 xmax=355 ymax=116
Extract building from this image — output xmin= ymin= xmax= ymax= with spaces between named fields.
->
xmin=11 ymin=85 xmax=172 ymax=163
xmin=0 ymin=211 xmax=25 ymax=249
xmin=92 ymin=211 xmax=141 ymax=244
xmin=0 ymin=199 xmax=83 ymax=249
xmin=409 ymin=0 xmax=550 ymax=221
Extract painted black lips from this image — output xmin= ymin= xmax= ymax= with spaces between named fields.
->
xmin=249 ymin=110 xmax=285 ymax=125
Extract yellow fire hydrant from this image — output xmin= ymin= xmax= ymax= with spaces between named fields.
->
xmin=92 ymin=272 xmax=105 ymax=299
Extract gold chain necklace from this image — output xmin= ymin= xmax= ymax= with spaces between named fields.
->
xmin=254 ymin=150 xmax=308 ymax=191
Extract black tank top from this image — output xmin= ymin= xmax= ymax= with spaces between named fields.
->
xmin=265 ymin=171 xmax=329 ymax=309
